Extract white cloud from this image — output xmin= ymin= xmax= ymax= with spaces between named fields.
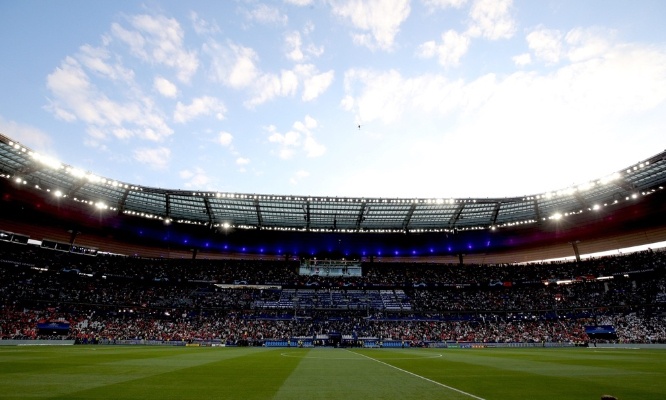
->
xmin=218 ymin=131 xmax=233 ymax=147
xmin=206 ymin=41 xmax=260 ymax=89
xmin=268 ymin=127 xmax=301 ymax=160
xmin=512 ymin=52 xmax=531 ymax=67
xmin=330 ymin=0 xmax=411 ymax=51
xmin=173 ymin=96 xmax=226 ymax=123
xmin=267 ymin=115 xmax=326 ymax=159
xmin=190 ymin=11 xmax=220 ymax=36
xmin=343 ymin=37 xmax=666 ymax=130
xmin=112 ymin=14 xmax=199 ymax=83
xmin=206 ymin=38 xmax=332 ymax=106
xmin=290 ymin=169 xmax=310 ymax=185
xmin=524 ymin=27 xmax=615 ymax=66
xmin=153 ymin=76 xmax=178 ymax=98
xmin=246 ymin=64 xmax=334 ymax=106
xmin=78 ymin=44 xmax=135 ymax=82
xmin=302 ymin=115 xmax=317 ymax=130
xmin=45 ymin=56 xmax=173 ymax=142
xmin=133 ymin=147 xmax=171 ymax=169
xmin=180 ymin=167 xmax=211 ymax=188
xmin=565 ymin=27 xmax=613 ymax=63
xmin=526 ymin=27 xmax=563 ymax=64
xmin=284 ymin=28 xmax=324 ymax=62
xmin=245 ymin=70 xmax=299 ymax=107
xmin=285 ymin=0 xmax=313 ymax=6
xmin=245 ymin=4 xmax=288 ymax=26
xmin=344 ymin=68 xmax=438 ymax=124
xmin=467 ymin=0 xmax=515 ymax=40
xmin=340 ymin=95 xmax=355 ymax=111
xmin=236 ymin=157 xmax=250 ymax=165
xmin=285 ymin=31 xmax=304 ymax=62
xmin=423 ymin=0 xmax=468 ymax=10
xmin=337 ymin=38 xmax=666 ymax=197
xmin=416 ymin=29 xmax=471 ymax=67
xmin=303 ymin=134 xmax=326 ymax=157
xmin=0 ymin=116 xmax=55 ymax=154
xmin=302 ymin=70 xmax=335 ymax=101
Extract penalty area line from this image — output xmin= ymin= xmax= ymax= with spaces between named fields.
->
xmin=345 ymin=350 xmax=486 ymax=400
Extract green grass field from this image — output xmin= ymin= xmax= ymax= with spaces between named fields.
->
xmin=1 ymin=346 xmax=664 ymax=399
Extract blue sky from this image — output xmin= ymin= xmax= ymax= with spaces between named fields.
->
xmin=1 ymin=0 xmax=665 ymax=199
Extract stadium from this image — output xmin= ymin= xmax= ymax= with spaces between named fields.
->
xmin=1 ymin=133 xmax=666 ymax=399
xmin=2 ymin=2 xmax=666 ymax=399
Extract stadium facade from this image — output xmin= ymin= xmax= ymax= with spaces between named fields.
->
xmin=1 ymin=132 xmax=665 ymax=263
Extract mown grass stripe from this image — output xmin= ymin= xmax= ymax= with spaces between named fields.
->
xmin=346 ymin=349 xmax=487 ymax=400
xmin=1 ymin=346 xmax=665 ymax=399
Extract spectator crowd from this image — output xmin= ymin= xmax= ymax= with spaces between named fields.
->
xmin=1 ymin=240 xmax=665 ymax=346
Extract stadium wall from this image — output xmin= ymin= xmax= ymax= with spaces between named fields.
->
xmin=0 ymin=340 xmax=75 ymax=346
xmin=3 ymin=214 xmax=666 ymax=263
xmin=595 ymin=344 xmax=666 ymax=349
xmin=2 ymin=177 xmax=666 ymax=263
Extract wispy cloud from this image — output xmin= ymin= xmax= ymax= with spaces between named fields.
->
xmin=526 ymin=27 xmax=563 ymax=64
xmin=77 ymin=44 xmax=135 ymax=81
xmin=111 ymin=14 xmax=199 ymax=83
xmin=284 ymin=0 xmax=313 ymax=6
xmin=284 ymin=28 xmax=324 ymax=63
xmin=339 ymin=31 xmax=666 ymax=196
xmin=290 ymin=169 xmax=310 ymax=185
xmin=153 ymin=76 xmax=178 ymax=98
xmin=267 ymin=115 xmax=326 ymax=159
xmin=416 ymin=29 xmax=471 ymax=67
xmin=46 ymin=56 xmax=173 ymax=142
xmin=244 ymin=4 xmax=288 ymax=26
xmin=217 ymin=131 xmax=233 ymax=147
xmin=512 ymin=53 xmax=531 ymax=67
xmin=330 ymin=0 xmax=411 ymax=51
xmin=236 ymin=157 xmax=250 ymax=172
xmin=0 ymin=116 xmax=54 ymax=155
xmin=345 ymin=32 xmax=666 ymax=126
xmin=180 ymin=167 xmax=211 ymax=188
xmin=423 ymin=0 xmax=469 ymax=11
xmin=467 ymin=0 xmax=516 ymax=40
xmin=285 ymin=31 xmax=305 ymax=62
xmin=133 ymin=146 xmax=171 ymax=169
xmin=190 ymin=11 xmax=220 ymax=36
xmin=417 ymin=0 xmax=514 ymax=68
xmin=173 ymin=96 xmax=226 ymax=123
xmin=206 ymin=41 xmax=260 ymax=89
xmin=206 ymin=39 xmax=333 ymax=106
xmin=299 ymin=66 xmax=334 ymax=101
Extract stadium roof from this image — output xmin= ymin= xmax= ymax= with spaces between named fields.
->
xmin=1 ymin=133 xmax=665 ymax=235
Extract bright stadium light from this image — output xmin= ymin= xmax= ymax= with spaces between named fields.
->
xmin=31 ymin=152 xmax=62 ymax=170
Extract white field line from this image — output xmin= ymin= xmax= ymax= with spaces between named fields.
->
xmin=345 ymin=349 xmax=487 ymax=400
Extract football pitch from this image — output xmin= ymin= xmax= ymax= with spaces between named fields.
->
xmin=1 ymin=346 xmax=664 ymax=399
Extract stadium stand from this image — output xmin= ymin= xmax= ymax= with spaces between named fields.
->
xmin=1 ymin=239 xmax=665 ymax=346
xmin=2 ymin=134 xmax=666 ymax=347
